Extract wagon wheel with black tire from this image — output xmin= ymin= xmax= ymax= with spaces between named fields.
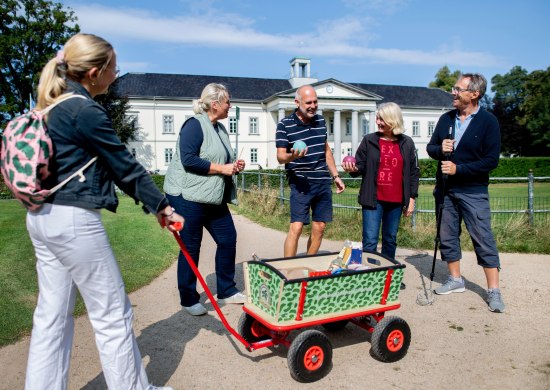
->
xmin=287 ymin=329 xmax=333 ymax=383
xmin=321 ymin=319 xmax=349 ymax=332
xmin=370 ymin=316 xmax=411 ymax=363
xmin=237 ymin=312 xmax=270 ymax=343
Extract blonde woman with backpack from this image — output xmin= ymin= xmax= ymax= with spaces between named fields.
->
xmin=25 ymin=33 xmax=181 ymax=390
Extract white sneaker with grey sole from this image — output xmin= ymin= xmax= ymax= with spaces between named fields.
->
xmin=217 ymin=292 xmax=246 ymax=304
xmin=183 ymin=302 xmax=207 ymax=316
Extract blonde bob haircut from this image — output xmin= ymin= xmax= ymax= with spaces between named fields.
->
xmin=192 ymin=83 xmax=229 ymax=114
xmin=36 ymin=33 xmax=114 ymax=110
xmin=376 ymin=102 xmax=406 ymax=135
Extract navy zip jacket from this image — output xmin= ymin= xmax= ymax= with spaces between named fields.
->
xmin=44 ymin=81 xmax=169 ymax=213
xmin=426 ymin=108 xmax=500 ymax=194
xmin=351 ymin=132 xmax=419 ymax=209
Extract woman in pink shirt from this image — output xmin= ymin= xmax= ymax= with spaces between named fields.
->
xmin=343 ymin=102 xmax=419 ymax=260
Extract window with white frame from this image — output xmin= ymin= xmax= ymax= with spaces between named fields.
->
xmin=412 ymin=121 xmax=420 ymax=137
xmin=164 ymin=148 xmax=173 ymax=164
xmin=229 ymin=117 xmax=237 ymax=134
xmin=130 ymin=148 xmax=136 ymax=158
xmin=249 ymin=117 xmax=259 ymax=135
xmin=328 ymin=119 xmax=334 ymax=135
xmin=428 ymin=121 xmax=435 ymax=136
xmin=361 ymin=118 xmax=369 ymax=136
xmin=250 ymin=148 xmax=258 ymax=164
xmin=345 ymin=118 xmax=351 ymax=135
xmin=347 ymin=148 xmax=352 ymax=156
xmin=163 ymin=115 xmax=174 ymax=134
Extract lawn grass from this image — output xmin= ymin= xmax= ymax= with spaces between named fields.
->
xmin=0 ymin=198 xmax=179 ymax=347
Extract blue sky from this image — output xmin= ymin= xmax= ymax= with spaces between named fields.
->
xmin=61 ymin=0 xmax=550 ymax=91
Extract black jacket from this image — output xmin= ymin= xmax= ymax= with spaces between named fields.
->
xmin=44 ymin=81 xmax=168 ymax=213
xmin=426 ymin=108 xmax=500 ymax=193
xmin=351 ymin=132 xmax=420 ymax=208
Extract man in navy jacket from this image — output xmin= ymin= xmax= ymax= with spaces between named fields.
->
xmin=427 ymin=73 xmax=505 ymax=313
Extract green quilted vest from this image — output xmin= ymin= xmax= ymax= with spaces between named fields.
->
xmin=164 ymin=114 xmax=237 ymax=205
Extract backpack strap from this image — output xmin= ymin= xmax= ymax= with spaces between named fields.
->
xmin=48 ymin=156 xmax=98 ymax=194
xmin=41 ymin=93 xmax=88 ymax=115
xmin=43 ymin=93 xmax=98 ymax=196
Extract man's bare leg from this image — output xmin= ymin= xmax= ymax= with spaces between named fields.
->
xmin=448 ymin=260 xmax=461 ymax=278
xmin=307 ymin=221 xmax=326 ymax=255
xmin=284 ymin=222 xmax=304 ymax=257
xmin=483 ymin=267 xmax=500 ymax=289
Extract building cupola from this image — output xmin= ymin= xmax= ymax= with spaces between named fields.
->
xmin=288 ymin=57 xmax=318 ymax=88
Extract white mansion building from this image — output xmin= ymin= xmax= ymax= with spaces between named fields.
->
xmin=115 ymin=57 xmax=452 ymax=172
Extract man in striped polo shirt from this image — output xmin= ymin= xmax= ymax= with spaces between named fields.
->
xmin=276 ymin=85 xmax=345 ymax=257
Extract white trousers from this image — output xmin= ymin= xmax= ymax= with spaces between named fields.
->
xmin=25 ymin=204 xmax=149 ymax=390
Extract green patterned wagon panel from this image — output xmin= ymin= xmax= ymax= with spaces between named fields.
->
xmin=247 ymin=263 xmax=282 ymax=319
xmin=247 ymin=260 xmax=405 ymax=324
xmin=274 ymin=282 xmax=302 ymax=322
xmin=387 ymin=268 xmax=404 ymax=302
xmin=301 ymin=271 xmax=388 ymax=318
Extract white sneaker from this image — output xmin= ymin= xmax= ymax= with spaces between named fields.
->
xmin=147 ymin=385 xmax=173 ymax=390
xmin=183 ymin=302 xmax=207 ymax=316
xmin=217 ymin=292 xmax=246 ymax=304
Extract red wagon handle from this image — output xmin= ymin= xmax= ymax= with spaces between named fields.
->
xmin=169 ymin=224 xmax=252 ymax=350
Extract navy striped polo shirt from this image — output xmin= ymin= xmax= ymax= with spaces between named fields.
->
xmin=275 ymin=110 xmax=330 ymax=182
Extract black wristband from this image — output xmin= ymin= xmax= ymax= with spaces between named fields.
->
xmin=332 ymin=174 xmax=340 ymax=181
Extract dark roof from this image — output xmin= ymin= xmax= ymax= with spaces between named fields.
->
xmin=114 ymin=72 xmax=453 ymax=108
xmin=114 ymin=73 xmax=292 ymax=101
xmin=350 ymin=83 xmax=453 ymax=108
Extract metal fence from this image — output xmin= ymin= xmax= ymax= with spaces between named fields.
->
xmin=238 ymin=171 xmax=550 ymax=228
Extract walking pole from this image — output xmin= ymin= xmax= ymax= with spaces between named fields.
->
xmin=417 ymin=126 xmax=453 ymax=306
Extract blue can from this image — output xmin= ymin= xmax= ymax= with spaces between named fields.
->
xmin=349 ymin=247 xmax=362 ymax=265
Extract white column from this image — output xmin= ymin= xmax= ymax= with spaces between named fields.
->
xmin=369 ymin=111 xmax=376 ymax=134
xmin=333 ymin=110 xmax=342 ymax=165
xmin=317 ymin=109 xmax=323 ymax=116
xmin=351 ymin=110 xmax=359 ymax=155
xmin=278 ymin=108 xmax=285 ymax=122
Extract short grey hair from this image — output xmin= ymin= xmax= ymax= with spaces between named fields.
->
xmin=460 ymin=73 xmax=487 ymax=99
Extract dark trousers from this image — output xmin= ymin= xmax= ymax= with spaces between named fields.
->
xmin=166 ymin=194 xmax=238 ymax=307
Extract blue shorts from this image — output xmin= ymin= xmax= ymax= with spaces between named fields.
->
xmin=438 ymin=191 xmax=500 ymax=268
xmin=289 ymin=178 xmax=333 ymax=224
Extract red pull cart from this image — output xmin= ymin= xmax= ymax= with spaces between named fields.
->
xmin=171 ymin=229 xmax=411 ymax=383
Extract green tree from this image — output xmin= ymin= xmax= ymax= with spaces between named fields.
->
xmin=95 ymin=78 xmax=139 ymax=144
xmin=491 ymin=66 xmax=529 ymax=156
xmin=517 ymin=67 xmax=550 ymax=156
xmin=0 ymin=0 xmax=79 ymax=126
xmin=429 ymin=65 xmax=461 ymax=92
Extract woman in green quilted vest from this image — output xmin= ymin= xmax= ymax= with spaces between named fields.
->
xmin=164 ymin=83 xmax=246 ymax=316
